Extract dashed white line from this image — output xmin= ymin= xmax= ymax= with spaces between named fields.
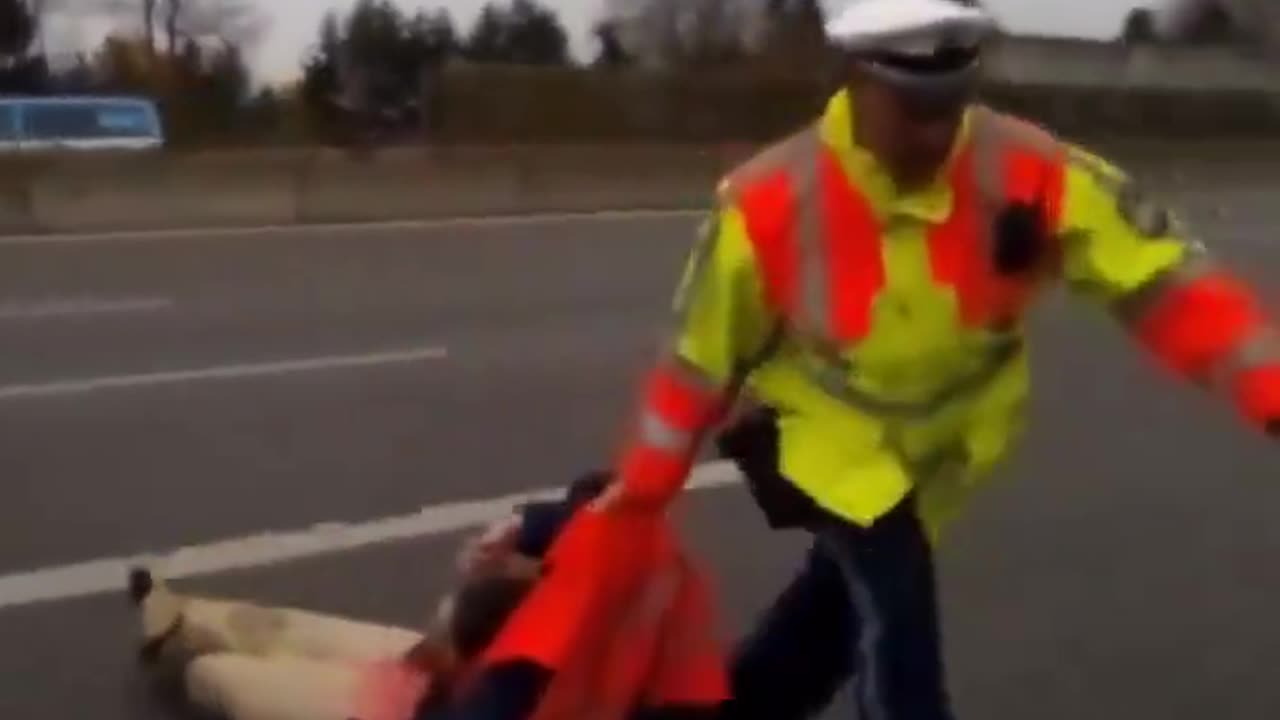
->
xmin=0 ymin=296 xmax=173 ymax=320
xmin=0 ymin=345 xmax=448 ymax=401
xmin=0 ymin=461 xmax=744 ymax=610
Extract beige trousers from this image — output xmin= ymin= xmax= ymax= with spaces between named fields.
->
xmin=188 ymin=654 xmax=373 ymax=720
xmin=141 ymin=584 xmax=426 ymax=720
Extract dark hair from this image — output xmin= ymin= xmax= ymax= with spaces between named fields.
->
xmin=449 ymin=574 xmax=537 ymax=660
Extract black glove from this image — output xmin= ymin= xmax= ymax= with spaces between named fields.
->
xmin=1267 ymin=420 xmax=1280 ymax=438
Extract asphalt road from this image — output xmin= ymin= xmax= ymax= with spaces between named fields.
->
xmin=2 ymin=177 xmax=1280 ymax=720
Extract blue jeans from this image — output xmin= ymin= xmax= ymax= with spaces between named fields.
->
xmin=721 ymin=499 xmax=955 ymax=720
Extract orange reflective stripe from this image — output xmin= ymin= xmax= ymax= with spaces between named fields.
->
xmin=738 ymin=170 xmax=801 ymax=315
xmin=1000 ymin=115 xmax=1067 ymax=282
xmin=1112 ymin=250 xmax=1219 ymax=328
xmin=728 ymin=107 xmax=1067 ymax=419
xmin=1232 ymin=365 xmax=1280 ymax=429
xmin=590 ymin=567 xmax=681 ymax=718
xmin=1133 ymin=270 xmax=1267 ymax=381
xmin=617 ymin=444 xmax=695 ymax=504
xmin=934 ymin=107 xmax=1064 ymax=328
xmin=641 ymin=558 xmax=729 ymax=706
xmin=818 ymin=149 xmax=885 ymax=342
xmin=723 ymin=127 xmax=818 ymax=318
xmin=617 ymin=356 xmax=729 ymax=505
xmin=514 ymin=514 xmax=725 ymax=720
xmin=929 ymin=143 xmax=987 ymax=326
xmin=644 ymin=360 xmax=724 ymax=431
xmin=499 ymin=511 xmax=662 ymax=720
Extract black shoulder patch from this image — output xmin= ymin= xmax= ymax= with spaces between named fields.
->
xmin=992 ymin=201 xmax=1049 ymax=276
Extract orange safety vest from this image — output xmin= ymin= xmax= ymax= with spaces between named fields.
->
xmin=475 ymin=509 xmax=729 ymax=720
xmin=721 ymin=106 xmax=1067 ymax=417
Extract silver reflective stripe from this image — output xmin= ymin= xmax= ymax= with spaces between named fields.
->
xmin=820 ymin=532 xmax=888 ymax=720
xmin=671 ymin=211 xmax=722 ymax=330
xmin=1111 ymin=249 xmax=1219 ymax=329
xmin=969 ymin=106 xmax=1006 ymax=237
xmin=795 ymin=129 xmax=832 ymax=341
xmin=1233 ymin=328 xmax=1280 ymax=370
xmin=639 ymin=410 xmax=694 ymax=453
xmin=1067 ymin=147 xmax=1122 ymax=192
xmin=800 ymin=337 xmax=1023 ymax=419
xmin=635 ymin=352 xmax=729 ymax=452
xmin=707 ymin=126 xmax=817 ymax=392
xmin=789 ymin=125 xmax=871 ymax=413
xmin=1210 ymin=327 xmax=1280 ymax=391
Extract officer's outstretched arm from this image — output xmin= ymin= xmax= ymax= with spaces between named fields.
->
xmin=611 ymin=202 xmax=775 ymax=509
xmin=1057 ymin=146 xmax=1280 ymax=436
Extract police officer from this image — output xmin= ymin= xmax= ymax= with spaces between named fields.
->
xmin=586 ymin=0 xmax=1280 ymax=719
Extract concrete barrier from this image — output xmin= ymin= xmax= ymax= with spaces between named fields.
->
xmin=292 ymin=145 xmax=726 ymax=223
xmin=0 ymin=145 xmax=745 ymax=235
xmin=0 ymin=140 xmax=1277 ymax=236
xmin=20 ymin=150 xmax=306 ymax=234
xmin=0 ymin=155 xmax=43 ymax=234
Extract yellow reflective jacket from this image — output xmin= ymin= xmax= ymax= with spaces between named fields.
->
xmin=615 ymin=89 xmax=1277 ymax=540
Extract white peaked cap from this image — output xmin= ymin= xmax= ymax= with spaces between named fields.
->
xmin=822 ymin=0 xmax=996 ymax=55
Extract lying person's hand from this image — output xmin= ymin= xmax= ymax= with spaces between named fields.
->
xmin=403 ymin=633 xmax=454 ymax=673
xmin=458 ymin=513 xmax=524 ymax=578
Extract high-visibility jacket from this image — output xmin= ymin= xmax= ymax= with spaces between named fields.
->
xmin=614 ymin=88 xmax=1280 ymax=539
xmin=474 ymin=509 xmax=729 ymax=720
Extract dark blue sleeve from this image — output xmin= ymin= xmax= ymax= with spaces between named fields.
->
xmin=513 ymin=501 xmax=571 ymax=558
xmin=513 ymin=471 xmax=611 ymax=558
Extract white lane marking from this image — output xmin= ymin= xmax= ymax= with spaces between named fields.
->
xmin=0 ymin=461 xmax=745 ymax=610
xmin=0 ymin=209 xmax=703 ymax=247
xmin=0 ymin=346 xmax=448 ymax=401
xmin=0 ymin=296 xmax=173 ymax=320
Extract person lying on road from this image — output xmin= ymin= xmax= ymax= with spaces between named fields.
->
xmin=130 ymin=470 xmax=728 ymax=720
xmin=126 ymin=473 xmax=595 ymax=720
xmin=130 ymin=556 xmax=536 ymax=720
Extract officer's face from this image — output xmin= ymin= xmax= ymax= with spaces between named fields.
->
xmin=851 ymin=66 xmax=970 ymax=188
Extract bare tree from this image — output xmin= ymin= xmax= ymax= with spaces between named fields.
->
xmin=26 ymin=0 xmax=78 ymax=54
xmin=603 ymin=0 xmax=755 ymax=67
xmin=1121 ymin=7 xmax=1157 ymax=43
xmin=161 ymin=0 xmax=265 ymax=51
xmin=163 ymin=0 xmax=179 ymax=54
xmin=1154 ymin=0 xmax=1280 ymax=47
xmin=90 ymin=0 xmax=265 ymax=55
xmin=143 ymin=0 xmax=156 ymax=53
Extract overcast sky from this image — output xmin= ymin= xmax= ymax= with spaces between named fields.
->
xmin=45 ymin=0 xmax=1158 ymax=85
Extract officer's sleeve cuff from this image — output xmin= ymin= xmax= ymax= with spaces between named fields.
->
xmin=514 ymin=502 xmax=570 ymax=558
